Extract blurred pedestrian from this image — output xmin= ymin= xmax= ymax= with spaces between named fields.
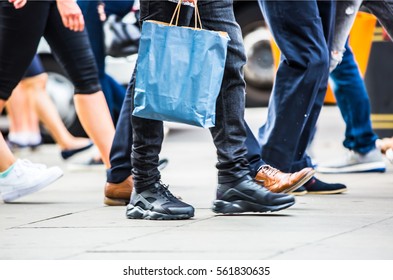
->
xmin=316 ymin=39 xmax=386 ymax=174
xmin=124 ymin=0 xmax=309 ymax=220
xmin=6 ymin=54 xmax=94 ymax=157
xmin=0 ymin=0 xmax=115 ymax=202
xmin=247 ymin=0 xmax=348 ymax=195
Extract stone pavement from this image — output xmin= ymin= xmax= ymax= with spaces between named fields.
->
xmin=1 ymin=107 xmax=392 ymax=260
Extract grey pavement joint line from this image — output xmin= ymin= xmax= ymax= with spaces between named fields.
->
xmin=265 ymin=215 xmax=393 ymax=259
xmin=6 ymin=206 xmax=104 ymax=230
xmin=63 ymin=215 xmax=215 ymax=259
xmin=7 ymin=213 xmax=73 ymax=230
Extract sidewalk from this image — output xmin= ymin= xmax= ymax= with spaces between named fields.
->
xmin=1 ymin=106 xmax=392 ymax=260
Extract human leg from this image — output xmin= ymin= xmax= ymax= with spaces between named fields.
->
xmin=196 ymin=0 xmax=294 ymax=213
xmin=6 ymin=81 xmax=41 ymax=148
xmin=0 ymin=1 xmax=63 ymax=201
xmin=125 ymin=0 xmax=195 ymax=218
xmin=316 ymin=40 xmax=385 ymax=173
xmin=44 ymin=1 xmax=114 ymax=168
xmin=257 ymin=0 xmax=332 ymax=173
xmin=104 ymin=75 xmax=134 ymax=206
xmin=245 ymin=119 xmax=315 ymax=193
xmin=257 ymin=0 xmax=346 ymax=194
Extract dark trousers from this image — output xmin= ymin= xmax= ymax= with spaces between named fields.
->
xmin=330 ymin=40 xmax=378 ymax=154
xmin=0 ymin=0 xmax=100 ymax=100
xmin=130 ymin=0 xmax=250 ymax=190
xmin=106 ymin=0 xmax=196 ymax=183
xmin=246 ymin=0 xmax=335 ymax=173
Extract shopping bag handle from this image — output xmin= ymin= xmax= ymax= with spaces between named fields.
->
xmin=169 ymin=0 xmax=202 ymax=29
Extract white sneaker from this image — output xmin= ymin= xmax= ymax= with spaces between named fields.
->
xmin=386 ymin=148 xmax=393 ymax=164
xmin=0 ymin=159 xmax=63 ymax=203
xmin=316 ymin=148 xmax=386 ymax=173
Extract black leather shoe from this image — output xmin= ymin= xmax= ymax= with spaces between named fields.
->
xmin=61 ymin=142 xmax=93 ymax=160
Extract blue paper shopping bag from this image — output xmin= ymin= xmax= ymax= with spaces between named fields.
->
xmin=132 ymin=4 xmax=230 ymax=128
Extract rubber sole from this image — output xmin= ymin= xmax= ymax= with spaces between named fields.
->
xmin=104 ymin=197 xmax=129 ymax=206
xmin=306 ymin=188 xmax=347 ymax=195
xmin=316 ymin=162 xmax=386 ymax=174
xmin=126 ymin=204 xmax=194 ymax=220
xmin=212 ymin=199 xmax=295 ymax=214
xmin=290 ymin=189 xmax=308 ymax=196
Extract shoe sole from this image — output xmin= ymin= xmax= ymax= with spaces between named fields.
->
xmin=290 ymin=190 xmax=308 ymax=196
xmin=2 ymin=168 xmax=63 ymax=203
xmin=306 ymin=188 xmax=347 ymax=195
xmin=104 ymin=197 xmax=129 ymax=206
xmin=282 ymin=169 xmax=316 ymax=194
xmin=316 ymin=162 xmax=386 ymax=174
xmin=126 ymin=204 xmax=194 ymax=220
xmin=212 ymin=199 xmax=295 ymax=214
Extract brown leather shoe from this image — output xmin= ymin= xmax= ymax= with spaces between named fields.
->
xmin=255 ymin=165 xmax=315 ymax=193
xmin=104 ymin=176 xmax=133 ymax=206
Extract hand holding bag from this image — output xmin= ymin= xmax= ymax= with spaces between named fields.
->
xmin=132 ymin=1 xmax=230 ymax=128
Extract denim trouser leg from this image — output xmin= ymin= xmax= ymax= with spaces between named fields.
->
xmin=257 ymin=0 xmax=334 ymax=173
xmin=131 ymin=1 xmax=195 ymax=190
xmin=199 ymin=0 xmax=250 ymax=184
xmin=330 ymin=40 xmax=378 ymax=154
xmin=245 ymin=123 xmax=266 ymax=177
xmin=132 ymin=0 xmax=250 ymax=189
xmin=106 ymin=72 xmax=135 ymax=184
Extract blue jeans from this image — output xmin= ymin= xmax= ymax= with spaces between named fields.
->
xmin=330 ymin=39 xmax=378 ymax=154
xmin=251 ymin=0 xmax=335 ymax=173
xmin=131 ymin=0 xmax=250 ymax=189
xmin=77 ymin=0 xmax=134 ymax=121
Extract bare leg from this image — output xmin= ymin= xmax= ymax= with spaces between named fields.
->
xmin=25 ymin=74 xmax=91 ymax=150
xmin=74 ymin=91 xmax=115 ymax=168
xmin=0 ymin=100 xmax=16 ymax=171
xmin=6 ymin=83 xmax=37 ymax=138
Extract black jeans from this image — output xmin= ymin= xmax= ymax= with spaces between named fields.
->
xmin=0 ymin=0 xmax=100 ymax=100
xmin=106 ymin=0 xmax=194 ymax=184
xmin=130 ymin=0 xmax=250 ymax=190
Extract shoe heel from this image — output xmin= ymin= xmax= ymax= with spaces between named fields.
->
xmin=104 ymin=197 xmax=129 ymax=206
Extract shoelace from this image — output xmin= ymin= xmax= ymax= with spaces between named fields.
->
xmin=13 ymin=159 xmax=46 ymax=177
xmin=156 ymin=181 xmax=177 ymax=200
xmin=20 ymin=159 xmax=46 ymax=170
xmin=261 ymin=165 xmax=279 ymax=178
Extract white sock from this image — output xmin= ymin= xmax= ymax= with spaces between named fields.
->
xmin=8 ymin=132 xmax=30 ymax=146
xmin=29 ymin=133 xmax=42 ymax=146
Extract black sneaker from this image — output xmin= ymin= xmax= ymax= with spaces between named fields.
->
xmin=304 ymin=177 xmax=347 ymax=194
xmin=212 ymin=176 xmax=295 ymax=214
xmin=126 ymin=181 xmax=194 ymax=220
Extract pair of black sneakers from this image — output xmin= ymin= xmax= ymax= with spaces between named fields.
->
xmin=126 ymin=175 xmax=295 ymax=220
